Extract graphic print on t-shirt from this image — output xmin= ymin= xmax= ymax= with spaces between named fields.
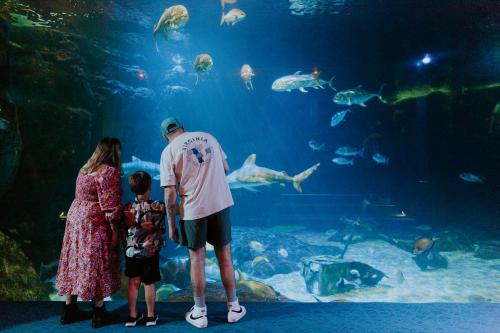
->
xmin=182 ymin=136 xmax=213 ymax=167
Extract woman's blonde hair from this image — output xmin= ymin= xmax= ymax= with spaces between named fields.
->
xmin=81 ymin=137 xmax=122 ymax=175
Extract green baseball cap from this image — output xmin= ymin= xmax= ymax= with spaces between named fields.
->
xmin=161 ymin=117 xmax=183 ymax=135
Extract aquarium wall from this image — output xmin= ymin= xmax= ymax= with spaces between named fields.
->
xmin=0 ymin=0 xmax=499 ymax=303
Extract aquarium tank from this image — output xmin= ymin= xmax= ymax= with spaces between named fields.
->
xmin=0 ymin=0 xmax=499 ymax=303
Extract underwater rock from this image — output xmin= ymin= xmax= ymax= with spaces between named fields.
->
xmin=0 ymin=93 xmax=22 ymax=199
xmin=168 ymin=280 xmax=286 ymax=302
xmin=433 ymin=230 xmax=473 ymax=252
xmin=474 ymin=241 xmax=500 ymax=260
xmin=0 ymin=18 xmax=22 ymax=200
xmin=412 ymin=248 xmax=448 ymax=271
xmin=160 ymin=256 xmax=191 ymax=288
xmin=0 ymin=231 xmax=48 ymax=300
xmin=231 ymin=227 xmax=341 ymax=279
xmin=300 ymin=255 xmax=386 ymax=296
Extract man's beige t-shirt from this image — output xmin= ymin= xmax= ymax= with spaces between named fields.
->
xmin=160 ymin=131 xmax=234 ymax=220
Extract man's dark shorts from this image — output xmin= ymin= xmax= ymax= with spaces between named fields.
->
xmin=124 ymin=253 xmax=161 ymax=285
xmin=179 ymin=207 xmax=232 ymax=250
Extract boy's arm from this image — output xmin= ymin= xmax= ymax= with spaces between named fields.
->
xmin=164 ymin=186 xmax=178 ymax=242
xmin=121 ymin=204 xmax=133 ymax=248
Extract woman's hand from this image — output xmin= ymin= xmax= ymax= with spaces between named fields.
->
xmin=110 ymin=230 xmax=119 ymax=250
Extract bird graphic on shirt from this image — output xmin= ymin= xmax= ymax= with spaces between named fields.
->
xmin=191 ymin=148 xmax=204 ymax=163
xmin=191 ymin=147 xmax=213 ymax=164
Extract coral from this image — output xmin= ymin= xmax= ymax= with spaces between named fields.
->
xmin=0 ymin=231 xmax=48 ymax=300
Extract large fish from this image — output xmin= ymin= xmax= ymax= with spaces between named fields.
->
xmin=220 ymin=8 xmax=246 ymax=26
xmin=272 ymin=71 xmax=334 ymax=93
xmin=413 ymin=236 xmax=437 ymax=255
xmin=226 ymin=154 xmax=320 ymax=192
xmin=333 ymin=85 xmax=382 ymax=107
xmin=153 ymin=5 xmax=189 ymax=52
xmin=122 ymin=156 xmax=161 ymax=180
xmin=379 ymin=84 xmax=452 ymax=105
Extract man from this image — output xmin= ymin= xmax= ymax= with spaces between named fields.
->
xmin=159 ymin=117 xmax=246 ymax=329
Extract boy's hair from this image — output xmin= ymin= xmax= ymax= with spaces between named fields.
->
xmin=128 ymin=171 xmax=152 ymax=195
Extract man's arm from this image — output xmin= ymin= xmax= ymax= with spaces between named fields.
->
xmin=222 ymin=158 xmax=230 ymax=173
xmin=164 ymin=185 xmax=178 ymax=242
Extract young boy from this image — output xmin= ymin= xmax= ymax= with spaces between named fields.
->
xmin=123 ymin=171 xmax=166 ymax=327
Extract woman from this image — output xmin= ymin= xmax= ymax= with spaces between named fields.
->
xmin=56 ymin=137 xmax=123 ymax=328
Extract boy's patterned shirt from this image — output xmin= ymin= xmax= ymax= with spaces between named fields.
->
xmin=123 ymin=198 xmax=166 ymax=258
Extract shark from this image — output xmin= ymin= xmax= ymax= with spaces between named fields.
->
xmin=226 ymin=154 xmax=320 ymax=192
xmin=122 ymin=156 xmax=161 ymax=180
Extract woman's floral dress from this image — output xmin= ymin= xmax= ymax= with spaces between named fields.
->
xmin=56 ymin=165 xmax=122 ymax=300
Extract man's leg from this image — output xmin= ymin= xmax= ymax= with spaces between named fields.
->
xmin=215 ymin=243 xmax=246 ymax=323
xmin=214 ymin=244 xmax=236 ymax=300
xmin=185 ymin=246 xmax=208 ymax=328
xmin=189 ymin=246 xmax=207 ymax=305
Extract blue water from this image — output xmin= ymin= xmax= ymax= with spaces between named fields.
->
xmin=3 ymin=0 xmax=500 ymax=303
xmin=110 ymin=0 xmax=500 ymax=234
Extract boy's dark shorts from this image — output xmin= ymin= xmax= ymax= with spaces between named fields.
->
xmin=179 ymin=207 xmax=232 ymax=250
xmin=124 ymin=253 xmax=161 ymax=285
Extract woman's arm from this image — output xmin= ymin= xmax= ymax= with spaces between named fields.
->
xmin=96 ymin=166 xmax=123 ymax=227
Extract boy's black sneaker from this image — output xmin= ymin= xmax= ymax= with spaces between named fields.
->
xmin=145 ymin=314 xmax=159 ymax=327
xmin=125 ymin=313 xmax=144 ymax=327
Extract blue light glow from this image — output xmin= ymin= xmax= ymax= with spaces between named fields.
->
xmin=422 ymin=54 xmax=432 ymax=64
xmin=416 ymin=53 xmax=432 ymax=68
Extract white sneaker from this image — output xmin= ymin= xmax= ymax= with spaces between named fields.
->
xmin=227 ymin=301 xmax=246 ymax=323
xmin=185 ymin=305 xmax=208 ymax=329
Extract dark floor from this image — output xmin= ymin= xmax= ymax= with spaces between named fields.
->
xmin=0 ymin=302 xmax=499 ymax=332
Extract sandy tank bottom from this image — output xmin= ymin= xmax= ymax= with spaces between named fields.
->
xmin=264 ymin=231 xmax=500 ymax=303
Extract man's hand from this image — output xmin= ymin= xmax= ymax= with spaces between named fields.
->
xmin=165 ymin=185 xmax=179 ymax=243
xmin=169 ymin=226 xmax=179 ymax=243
